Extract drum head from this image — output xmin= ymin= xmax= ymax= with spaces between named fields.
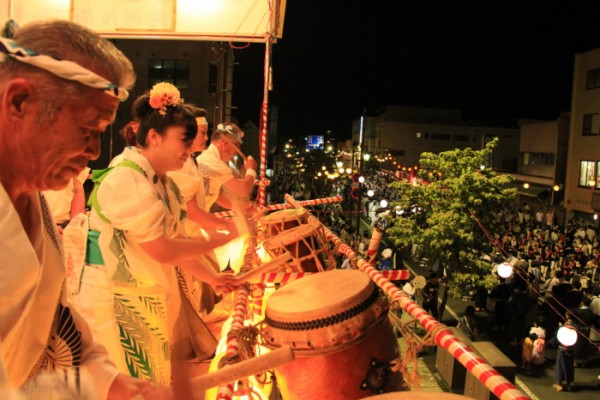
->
xmin=263 ymin=270 xmax=389 ymax=351
xmin=263 ymin=223 xmax=320 ymax=248
xmin=266 ymin=269 xmax=373 ymax=321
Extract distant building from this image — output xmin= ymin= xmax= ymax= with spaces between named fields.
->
xmin=351 ymin=106 xmax=520 ymax=172
xmin=565 ymin=47 xmax=600 ymax=224
xmin=509 ymin=114 xmax=570 ymax=207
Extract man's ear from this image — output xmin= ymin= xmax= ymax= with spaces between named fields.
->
xmin=1 ymin=79 xmax=36 ymax=121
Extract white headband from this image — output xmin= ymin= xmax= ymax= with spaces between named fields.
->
xmin=0 ymin=37 xmax=129 ymax=101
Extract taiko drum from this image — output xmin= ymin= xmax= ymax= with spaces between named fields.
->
xmin=262 ymin=222 xmax=336 ymax=272
xmin=262 ymin=270 xmax=403 ymax=399
xmin=259 ymin=208 xmax=308 ymax=239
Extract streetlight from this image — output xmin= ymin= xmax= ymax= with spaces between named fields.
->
xmin=550 ymin=184 xmax=562 ymax=207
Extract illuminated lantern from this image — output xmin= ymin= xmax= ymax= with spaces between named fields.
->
xmin=497 ymin=262 xmax=513 ymax=278
xmin=557 ymin=325 xmax=578 ymax=347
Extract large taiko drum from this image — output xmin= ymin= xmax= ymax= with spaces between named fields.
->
xmin=262 ymin=222 xmax=336 ymax=272
xmin=259 ymin=208 xmax=308 ymax=240
xmin=262 ymin=270 xmax=403 ymax=399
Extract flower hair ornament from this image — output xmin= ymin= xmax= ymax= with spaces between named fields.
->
xmin=149 ymin=82 xmax=183 ymax=115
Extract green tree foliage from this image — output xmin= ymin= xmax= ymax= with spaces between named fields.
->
xmin=386 ymin=138 xmax=516 ymax=299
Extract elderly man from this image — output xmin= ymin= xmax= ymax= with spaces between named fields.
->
xmin=0 ymin=20 xmax=152 ymax=398
xmin=196 ymin=123 xmax=258 ymax=271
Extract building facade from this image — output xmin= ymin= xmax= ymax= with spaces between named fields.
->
xmin=510 ymin=114 xmax=570 ymax=207
xmin=565 ymin=48 xmax=600 ymax=224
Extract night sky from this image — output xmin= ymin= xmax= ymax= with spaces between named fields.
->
xmin=232 ymin=1 xmax=600 ymax=142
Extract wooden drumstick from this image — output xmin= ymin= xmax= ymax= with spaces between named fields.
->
xmin=144 ymin=347 xmax=295 ymax=399
xmin=236 ymin=253 xmax=292 ymax=285
xmin=223 ymin=135 xmax=247 ymax=161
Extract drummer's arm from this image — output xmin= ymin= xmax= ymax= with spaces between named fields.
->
xmin=221 ymin=170 xmax=256 ymax=198
xmin=139 ymin=231 xmax=237 ymax=264
xmin=186 ymin=198 xmax=231 ymax=231
xmin=214 ymin=191 xmax=233 ymax=209
xmin=177 ymin=259 xmax=239 ymax=290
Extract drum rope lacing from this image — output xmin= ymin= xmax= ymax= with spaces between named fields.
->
xmin=264 ymin=285 xmax=380 ymax=331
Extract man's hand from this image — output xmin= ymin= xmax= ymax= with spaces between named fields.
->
xmin=244 ymin=155 xmax=258 ymax=171
xmin=108 ymin=374 xmax=155 ymax=400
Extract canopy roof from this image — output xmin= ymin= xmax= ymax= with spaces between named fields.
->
xmin=3 ymin=0 xmax=286 ymax=42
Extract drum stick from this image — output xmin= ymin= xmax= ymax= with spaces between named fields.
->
xmin=236 ymin=253 xmax=292 ymax=285
xmin=224 ymin=135 xmax=247 ymax=161
xmin=194 ymin=346 xmax=294 ymax=391
xmin=144 ymin=347 xmax=295 ymax=399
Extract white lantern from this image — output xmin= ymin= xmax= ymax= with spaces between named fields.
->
xmin=358 ymin=176 xmax=365 ymax=183
xmin=380 ymin=199 xmax=388 ymax=208
xmin=557 ymin=325 xmax=578 ymax=347
xmin=497 ymin=262 xmax=513 ymax=278
xmin=367 ymin=190 xmax=374 ymax=197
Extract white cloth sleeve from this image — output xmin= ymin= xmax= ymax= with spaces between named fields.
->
xmin=97 ymin=168 xmax=167 ymax=243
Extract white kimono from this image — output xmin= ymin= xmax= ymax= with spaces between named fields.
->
xmin=0 ymin=183 xmax=117 ymax=398
xmin=72 ymin=147 xmax=185 ymax=388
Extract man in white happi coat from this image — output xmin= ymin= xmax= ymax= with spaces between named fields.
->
xmin=0 ymin=20 xmax=154 ymax=399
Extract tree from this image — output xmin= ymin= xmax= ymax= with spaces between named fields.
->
xmin=386 ymin=138 xmax=516 ymax=319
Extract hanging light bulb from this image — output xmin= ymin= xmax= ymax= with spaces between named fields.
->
xmin=367 ymin=190 xmax=374 ymax=197
xmin=380 ymin=199 xmax=388 ymax=208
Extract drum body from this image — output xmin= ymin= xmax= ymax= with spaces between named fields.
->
xmin=262 ymin=270 xmax=402 ymax=399
xmin=262 ymin=222 xmax=336 ymax=272
xmin=260 ymin=208 xmax=308 ymax=240
xmin=362 ymin=393 xmax=475 ymax=400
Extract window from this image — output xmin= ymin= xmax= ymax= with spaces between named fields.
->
xmin=587 ymin=68 xmax=600 ymax=89
xmin=390 ymin=149 xmax=405 ymax=157
xmin=521 ymin=152 xmax=555 ymax=166
xmin=148 ymin=59 xmax=189 ymax=89
xmin=453 ymin=134 xmax=469 ymax=142
xmin=583 ymin=113 xmax=600 ymax=135
xmin=579 ymin=160 xmax=596 ymax=188
xmin=431 ymin=133 xmax=451 ymax=140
